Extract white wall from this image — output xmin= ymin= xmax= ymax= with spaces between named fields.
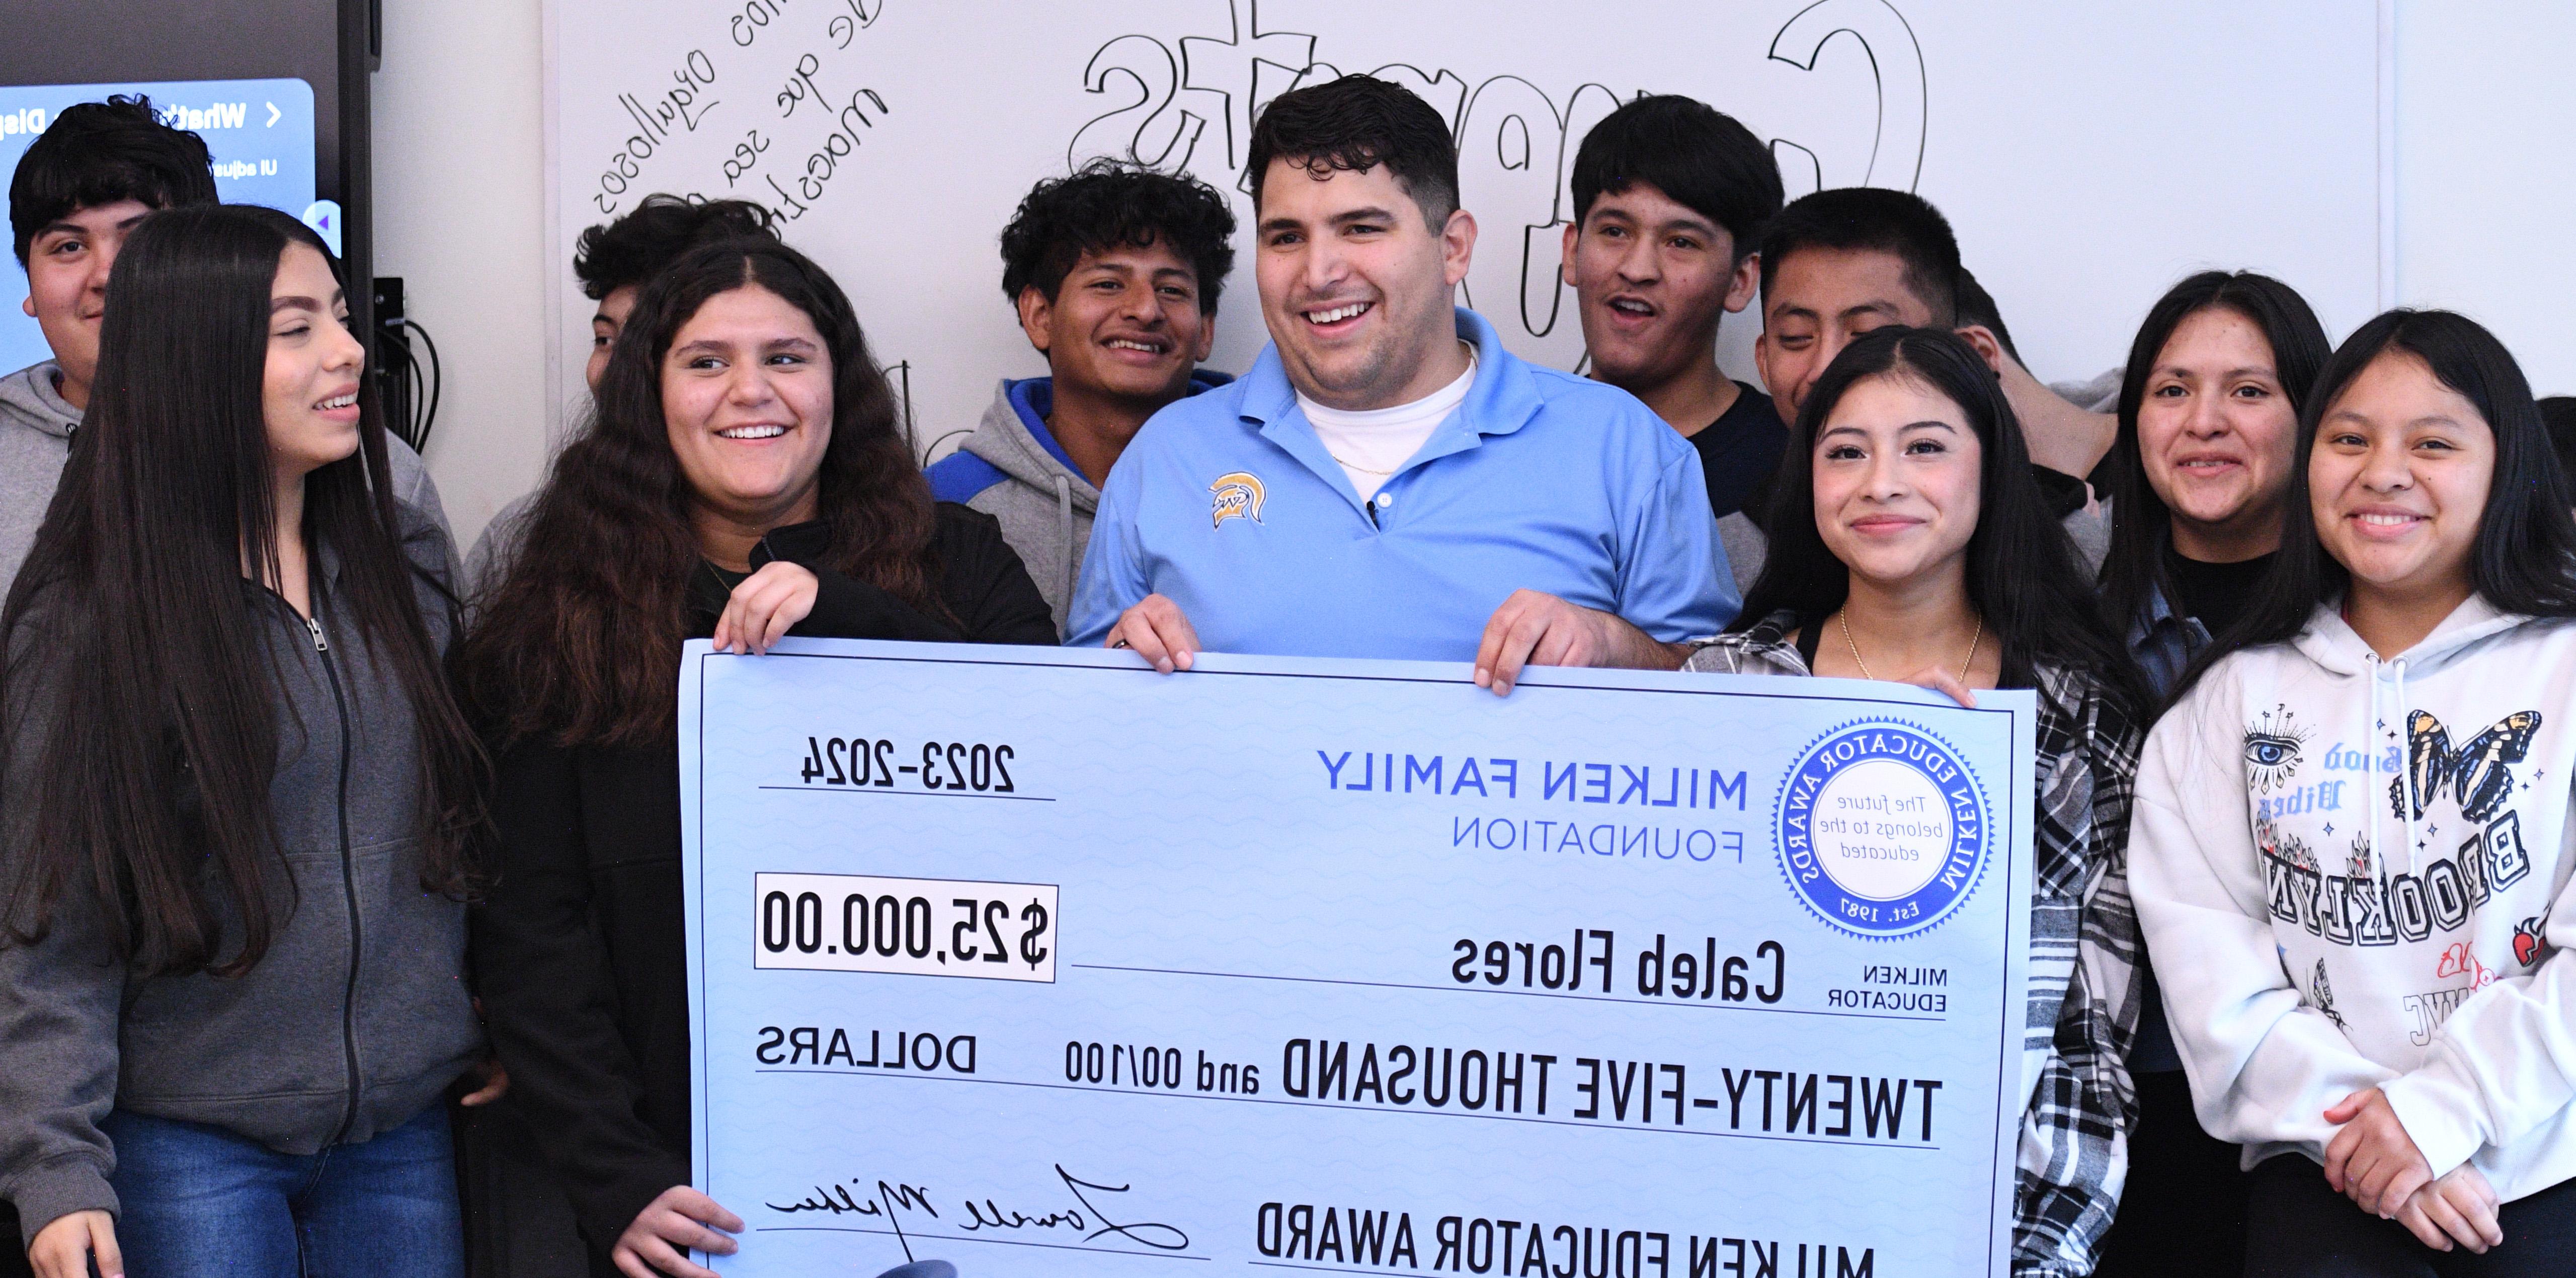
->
xmin=2393 ymin=0 xmax=2576 ymax=394
xmin=374 ymin=0 xmax=2576 ymax=552
xmin=371 ymin=0 xmax=549 ymax=555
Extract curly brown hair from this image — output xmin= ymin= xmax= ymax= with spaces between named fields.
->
xmin=462 ymin=237 xmax=939 ymax=747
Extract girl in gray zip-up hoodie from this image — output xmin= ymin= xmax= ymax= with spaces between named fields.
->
xmin=0 ymin=207 xmax=491 ymax=1278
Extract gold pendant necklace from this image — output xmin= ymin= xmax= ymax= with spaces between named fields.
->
xmin=1838 ymin=611 xmax=1982 ymax=684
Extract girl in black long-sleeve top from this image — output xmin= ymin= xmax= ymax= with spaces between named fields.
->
xmin=461 ymin=238 xmax=1054 ymax=1278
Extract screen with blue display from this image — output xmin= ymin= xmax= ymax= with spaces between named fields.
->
xmin=0 ymin=77 xmax=322 ymax=378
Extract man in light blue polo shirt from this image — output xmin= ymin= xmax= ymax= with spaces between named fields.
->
xmin=1066 ymin=74 xmax=1736 ymax=693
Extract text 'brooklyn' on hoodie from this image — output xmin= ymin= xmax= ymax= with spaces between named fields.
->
xmin=925 ymin=372 xmax=1228 ymax=634
xmin=2131 ymin=596 xmax=2576 ymax=1201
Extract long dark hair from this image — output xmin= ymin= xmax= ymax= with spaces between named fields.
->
xmin=1 ymin=205 xmax=485 ymax=977
xmin=1734 ymin=326 xmax=2148 ymax=712
xmin=463 ymin=237 xmax=938 ymax=748
xmin=2097 ymin=271 xmax=2331 ymax=635
xmin=2171 ymin=309 xmax=2576 ymax=700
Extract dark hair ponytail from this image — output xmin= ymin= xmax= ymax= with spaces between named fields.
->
xmin=2 ymin=204 xmax=486 ymax=976
xmin=2170 ymin=308 xmax=2576 ymax=701
xmin=1735 ymin=325 xmax=2149 ymax=715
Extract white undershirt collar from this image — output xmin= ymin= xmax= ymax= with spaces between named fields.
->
xmin=1296 ymin=342 xmax=1477 ymax=502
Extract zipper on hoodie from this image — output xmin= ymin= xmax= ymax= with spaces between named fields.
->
xmin=276 ymin=586 xmax=368 ymax=1146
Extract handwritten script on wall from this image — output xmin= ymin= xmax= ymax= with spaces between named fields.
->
xmin=1063 ymin=0 xmax=1923 ymax=356
xmin=587 ymin=0 xmax=889 ymax=220
xmin=579 ymin=0 xmax=1921 ymax=366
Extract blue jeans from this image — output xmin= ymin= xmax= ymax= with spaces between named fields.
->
xmin=101 ymin=1103 xmax=462 ymax=1278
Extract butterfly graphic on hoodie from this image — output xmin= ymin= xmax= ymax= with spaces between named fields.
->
xmin=2392 ymin=709 xmax=2542 ymax=824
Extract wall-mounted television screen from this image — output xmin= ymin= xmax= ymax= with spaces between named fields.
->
xmin=0 ymin=78 xmax=329 ymax=376
xmin=0 ymin=0 xmax=373 ymax=385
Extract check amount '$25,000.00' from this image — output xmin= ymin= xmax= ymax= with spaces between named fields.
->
xmin=753 ymin=872 xmax=1056 ymax=981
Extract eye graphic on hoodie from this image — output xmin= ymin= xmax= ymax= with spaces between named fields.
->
xmin=2393 ymin=709 xmax=2541 ymax=822
xmin=2243 ymin=705 xmax=2310 ymax=794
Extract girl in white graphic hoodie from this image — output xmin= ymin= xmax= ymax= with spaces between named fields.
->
xmin=2132 ymin=309 xmax=2576 ymax=1274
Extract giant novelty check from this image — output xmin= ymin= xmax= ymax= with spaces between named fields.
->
xmin=680 ymin=641 xmax=2037 ymax=1277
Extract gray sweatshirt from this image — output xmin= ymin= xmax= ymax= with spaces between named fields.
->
xmin=0 ymin=504 xmax=482 ymax=1240
xmin=0 ymin=360 xmax=456 ymax=598
xmin=924 ymin=373 xmax=1229 ymax=634
xmin=462 ymin=490 xmax=534 ymax=601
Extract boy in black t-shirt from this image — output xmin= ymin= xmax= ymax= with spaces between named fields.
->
xmin=1560 ymin=95 xmax=1786 ymax=523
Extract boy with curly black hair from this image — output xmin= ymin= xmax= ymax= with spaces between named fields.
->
xmin=927 ymin=158 xmax=1236 ymax=631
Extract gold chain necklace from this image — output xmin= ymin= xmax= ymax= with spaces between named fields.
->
xmin=1838 ymin=611 xmax=1982 ymax=684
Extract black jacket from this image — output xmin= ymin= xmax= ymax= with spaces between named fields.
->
xmin=469 ymin=507 xmax=1054 ymax=1260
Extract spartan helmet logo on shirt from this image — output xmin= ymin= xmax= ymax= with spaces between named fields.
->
xmin=2392 ymin=709 xmax=2542 ymax=823
xmin=1210 ymin=471 xmax=1266 ymax=529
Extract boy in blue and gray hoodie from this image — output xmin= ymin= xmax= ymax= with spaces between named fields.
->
xmin=927 ymin=159 xmax=1236 ymax=632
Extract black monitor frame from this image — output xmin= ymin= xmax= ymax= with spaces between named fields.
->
xmin=0 ymin=0 xmax=376 ymax=350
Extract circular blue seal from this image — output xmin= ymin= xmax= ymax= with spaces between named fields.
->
xmin=1773 ymin=720 xmax=1993 ymax=939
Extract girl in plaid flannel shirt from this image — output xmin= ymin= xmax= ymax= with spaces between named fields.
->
xmin=1684 ymin=327 xmax=2147 ymax=1275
